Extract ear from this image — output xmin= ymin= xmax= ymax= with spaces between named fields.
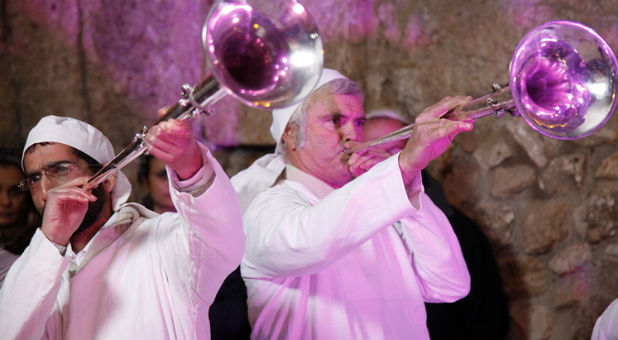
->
xmin=102 ymin=174 xmax=117 ymax=193
xmin=281 ymin=123 xmax=299 ymax=150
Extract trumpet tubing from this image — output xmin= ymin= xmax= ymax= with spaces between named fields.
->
xmin=349 ymin=21 xmax=617 ymax=153
xmin=85 ymin=0 xmax=324 ymax=190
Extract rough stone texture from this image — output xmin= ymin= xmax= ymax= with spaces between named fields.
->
xmin=521 ymin=200 xmax=570 ymax=254
xmin=538 ymin=151 xmax=589 ymax=195
xmin=598 ymin=242 xmax=618 ymax=294
xmin=440 ymin=151 xmax=481 ymax=209
xmin=553 ymin=279 xmax=586 ymax=308
xmin=472 ymin=131 xmax=513 ymax=171
xmin=1 ymin=0 xmax=617 ymax=339
xmin=490 ymin=165 xmax=536 ymax=198
xmin=498 ymin=255 xmax=548 ymax=297
xmin=471 ymin=199 xmax=516 ymax=248
xmin=548 ymin=242 xmax=592 ymax=275
xmin=506 ymin=119 xmax=549 ymax=168
xmin=511 ymin=301 xmax=553 ymax=340
xmin=595 ymin=153 xmax=618 ymax=179
xmin=573 ymin=186 xmax=618 ymax=243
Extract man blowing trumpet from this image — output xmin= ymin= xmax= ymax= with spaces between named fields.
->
xmin=0 ymin=115 xmax=245 ymax=339
xmin=232 ymin=68 xmax=474 ymax=339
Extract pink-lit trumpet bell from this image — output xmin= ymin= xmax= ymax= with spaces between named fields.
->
xmin=347 ymin=21 xmax=618 ymax=154
xmin=84 ymin=0 xmax=324 ymax=190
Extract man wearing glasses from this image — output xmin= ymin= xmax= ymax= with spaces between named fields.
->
xmin=0 ymin=115 xmax=245 ymax=339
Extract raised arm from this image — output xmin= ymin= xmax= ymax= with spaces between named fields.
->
xmin=242 ymin=155 xmax=422 ymax=278
xmin=147 ymin=119 xmax=245 ymax=301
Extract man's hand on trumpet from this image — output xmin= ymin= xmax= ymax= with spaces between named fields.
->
xmin=398 ymin=96 xmax=474 ymax=190
xmin=346 ymin=148 xmax=392 ymax=178
xmin=145 ymin=108 xmax=205 ymax=181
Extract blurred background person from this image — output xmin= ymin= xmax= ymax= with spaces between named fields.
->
xmin=138 ymin=153 xmax=251 ymax=340
xmin=0 ymin=147 xmax=39 ymax=286
xmin=364 ymin=109 xmax=510 ymax=340
xmin=138 ymin=154 xmax=176 ymax=214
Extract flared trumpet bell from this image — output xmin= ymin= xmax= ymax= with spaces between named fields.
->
xmin=203 ymin=0 xmax=323 ymax=109
xmin=85 ymin=0 xmax=324 ymax=190
xmin=510 ymin=21 xmax=617 ymax=140
xmin=348 ymin=20 xmax=618 ymax=154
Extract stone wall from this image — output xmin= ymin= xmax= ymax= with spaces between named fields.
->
xmin=1 ymin=0 xmax=616 ymax=339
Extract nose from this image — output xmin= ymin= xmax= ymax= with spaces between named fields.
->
xmin=39 ymin=174 xmax=54 ymax=200
xmin=339 ymin=122 xmax=363 ymax=148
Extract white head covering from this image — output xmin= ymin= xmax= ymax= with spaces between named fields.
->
xmin=366 ymin=108 xmax=410 ymax=125
xmin=22 ymin=115 xmax=132 ymax=211
xmin=270 ymin=68 xmax=349 ymax=147
xmin=231 ymin=68 xmax=351 ymax=211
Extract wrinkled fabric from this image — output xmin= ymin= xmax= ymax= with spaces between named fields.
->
xmin=231 ymin=153 xmax=285 ymax=212
xmin=241 ymin=154 xmax=470 ymax=340
xmin=0 ymin=147 xmax=245 ymax=340
xmin=0 ymin=248 xmax=18 ymax=287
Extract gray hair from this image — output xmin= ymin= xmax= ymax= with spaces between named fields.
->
xmin=287 ymin=78 xmax=363 ymax=148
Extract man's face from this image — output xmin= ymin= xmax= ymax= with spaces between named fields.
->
xmin=287 ymin=91 xmax=366 ymax=188
xmin=363 ymin=117 xmax=407 ymax=155
xmin=0 ymin=165 xmax=28 ymax=228
xmin=22 ymin=144 xmax=108 ymax=232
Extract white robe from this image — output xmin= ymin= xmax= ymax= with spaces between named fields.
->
xmin=0 ymin=147 xmax=245 ymax=340
xmin=241 ymin=154 xmax=470 ymax=340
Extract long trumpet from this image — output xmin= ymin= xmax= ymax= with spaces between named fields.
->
xmin=85 ymin=0 xmax=323 ymax=190
xmin=347 ymin=21 xmax=618 ymax=154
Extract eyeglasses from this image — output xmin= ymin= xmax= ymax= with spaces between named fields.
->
xmin=18 ymin=161 xmax=91 ymax=192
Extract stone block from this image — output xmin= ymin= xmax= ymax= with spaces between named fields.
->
xmin=573 ymin=187 xmax=618 ymax=243
xmin=595 ymin=153 xmax=618 ymax=179
xmin=506 ymin=119 xmax=548 ymax=167
xmin=553 ymin=280 xmax=586 ymax=308
xmin=472 ymin=199 xmax=515 ymax=248
xmin=472 ymin=132 xmax=513 ymax=171
xmin=490 ymin=165 xmax=535 ymax=198
xmin=548 ymin=242 xmax=592 ymax=275
xmin=538 ymin=152 xmax=588 ymax=195
xmin=521 ymin=199 xmax=570 ymax=254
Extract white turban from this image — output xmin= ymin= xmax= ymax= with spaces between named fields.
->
xmin=232 ymin=68 xmax=350 ymax=211
xmin=22 ymin=115 xmax=132 ymax=211
xmin=366 ymin=108 xmax=410 ymax=125
xmin=270 ymin=68 xmax=349 ymax=147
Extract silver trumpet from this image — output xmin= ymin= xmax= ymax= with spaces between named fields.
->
xmin=347 ymin=21 xmax=618 ymax=154
xmin=84 ymin=0 xmax=323 ymax=190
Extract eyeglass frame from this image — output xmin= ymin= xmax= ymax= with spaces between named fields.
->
xmin=18 ymin=160 xmax=99 ymax=192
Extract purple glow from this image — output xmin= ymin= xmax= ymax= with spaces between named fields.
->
xmin=206 ymin=4 xmax=288 ymax=92
xmin=203 ymin=0 xmax=323 ymax=109
xmin=510 ymin=21 xmax=618 ymax=139
xmin=516 ymin=38 xmax=590 ymax=132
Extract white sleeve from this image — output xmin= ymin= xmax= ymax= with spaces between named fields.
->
xmin=395 ymin=193 xmax=470 ymax=303
xmin=167 ymin=143 xmax=245 ymax=298
xmin=0 ymin=229 xmax=70 ymax=339
xmin=242 ymin=155 xmax=425 ymax=278
xmin=592 ymin=298 xmax=618 ymax=340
